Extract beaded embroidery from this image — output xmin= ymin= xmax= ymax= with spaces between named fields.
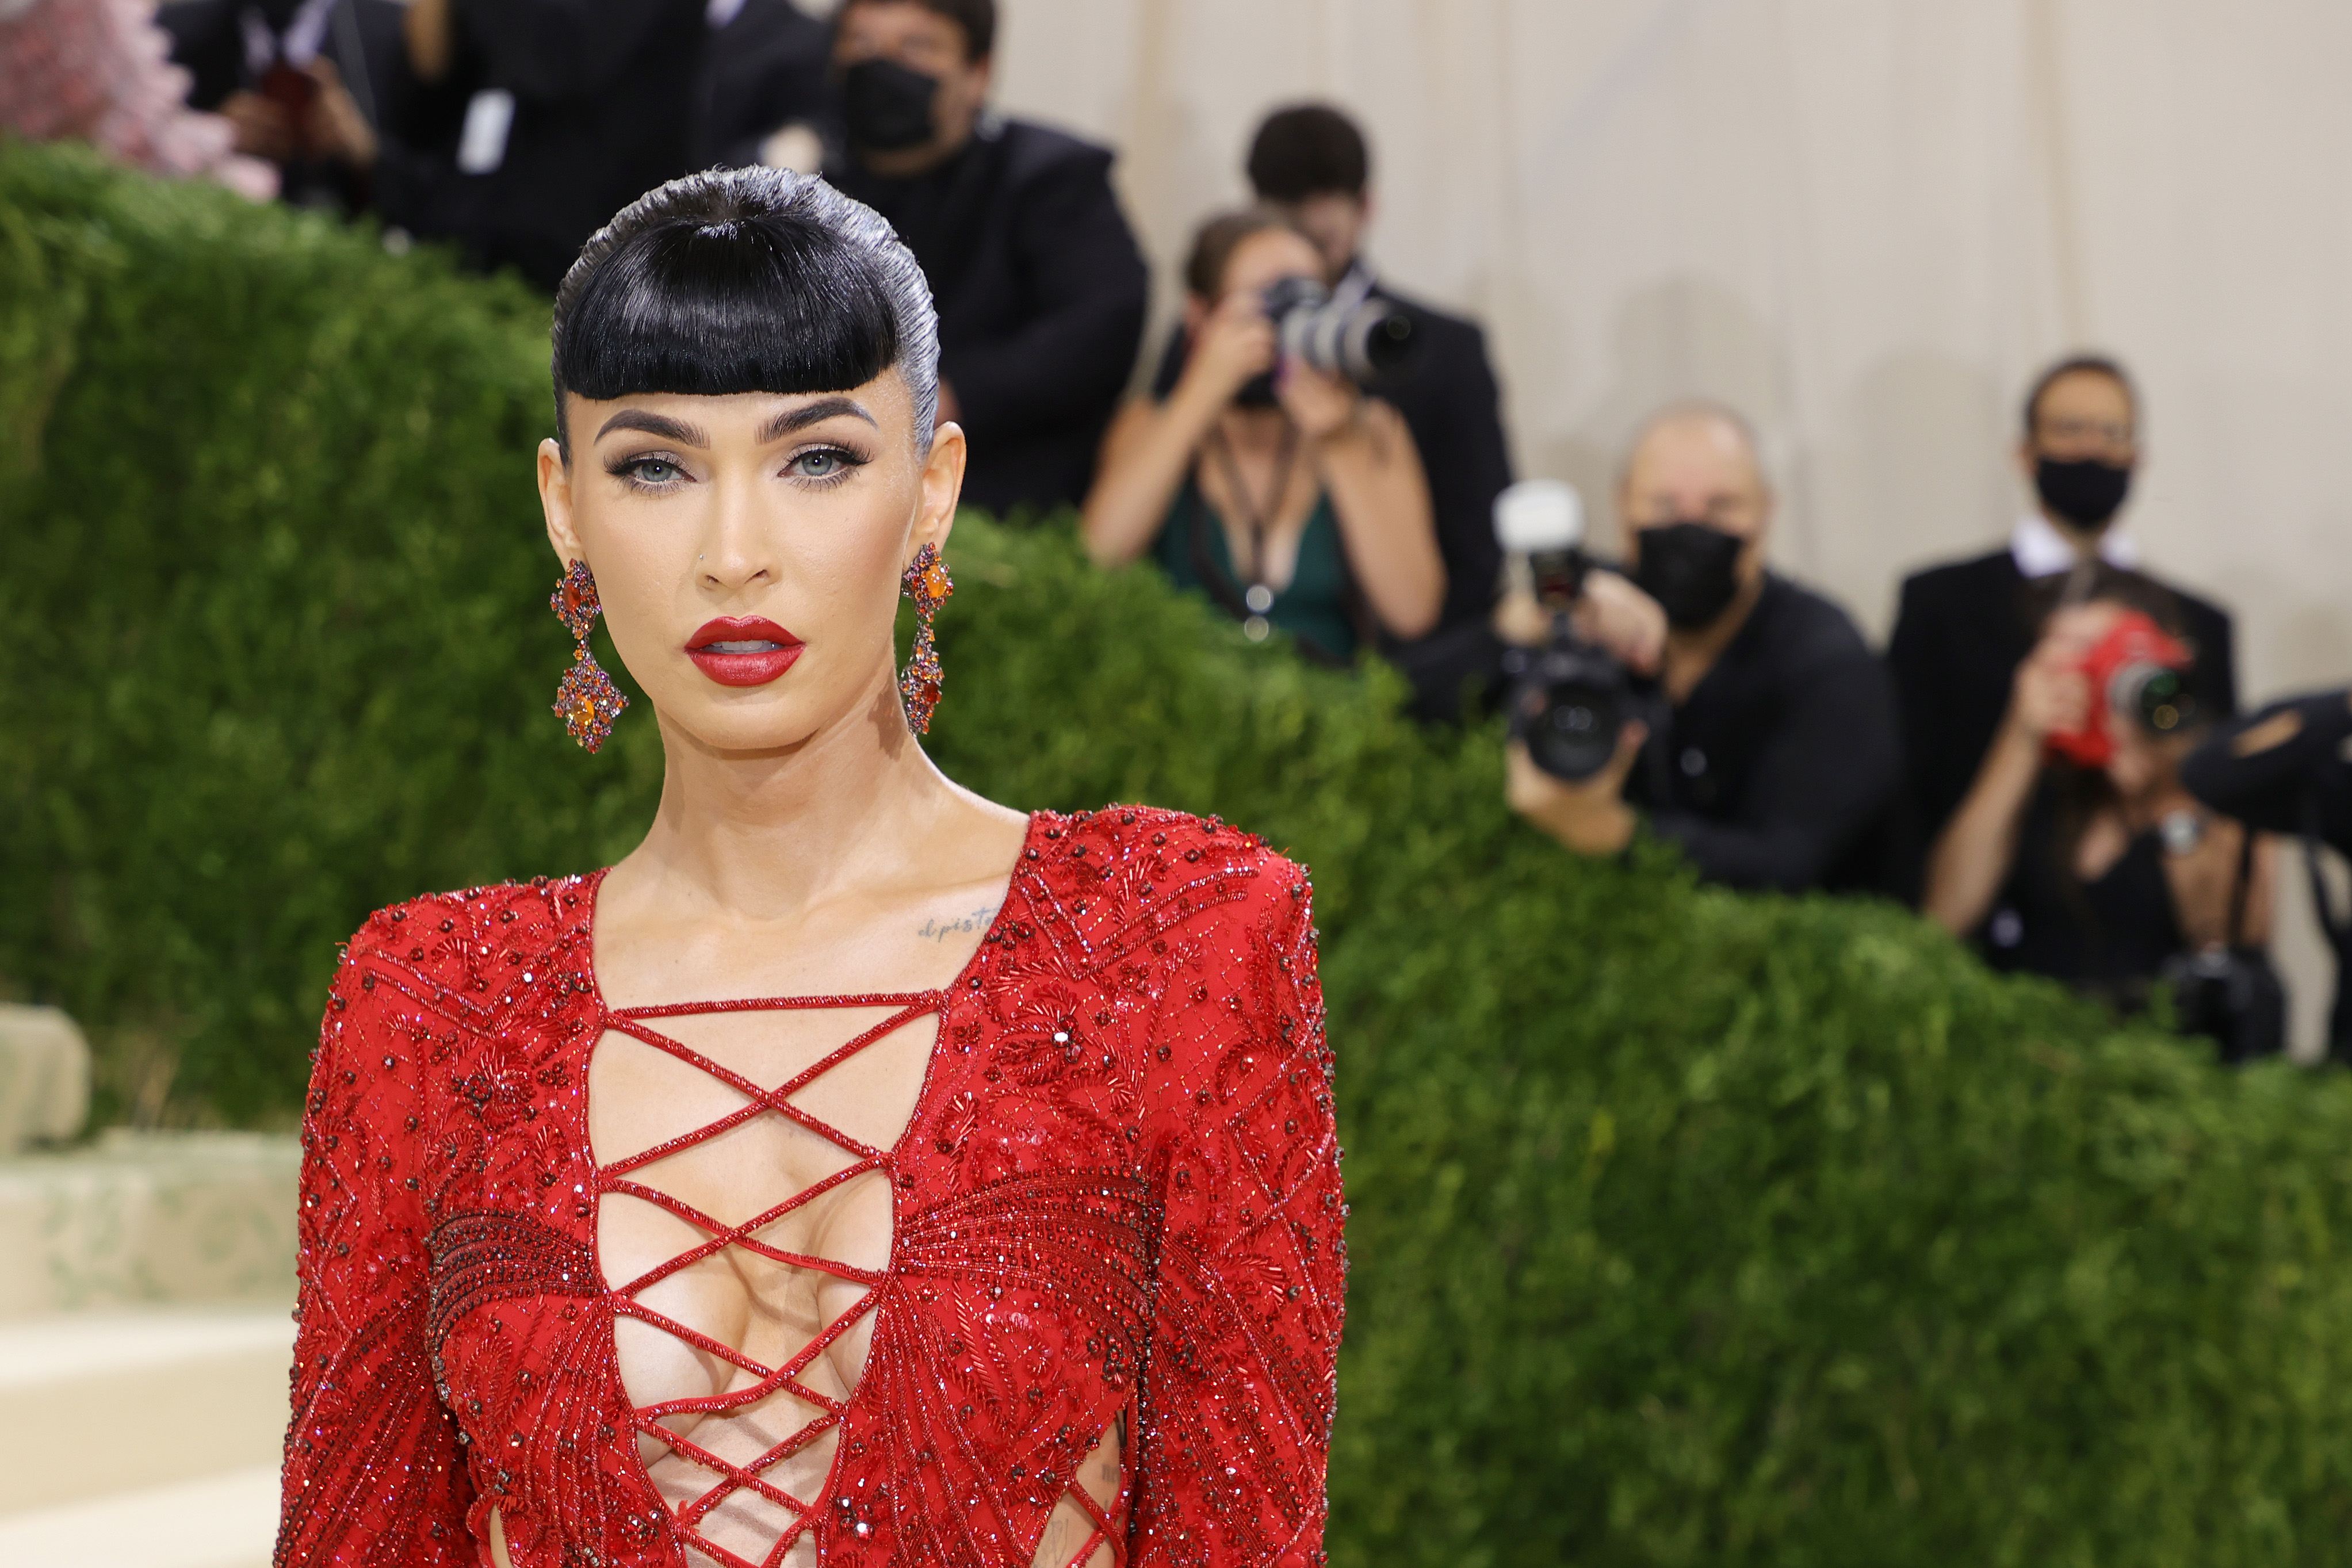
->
xmin=279 ymin=808 xmax=1344 ymax=1568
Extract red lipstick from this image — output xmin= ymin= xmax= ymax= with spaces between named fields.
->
xmin=685 ymin=616 xmax=803 ymax=686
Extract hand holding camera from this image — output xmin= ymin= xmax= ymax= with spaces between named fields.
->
xmin=1493 ymin=480 xmax=1663 ymax=782
xmin=1179 ymin=289 xmax=1280 ymax=407
xmin=2005 ymin=603 xmax=2196 ymax=770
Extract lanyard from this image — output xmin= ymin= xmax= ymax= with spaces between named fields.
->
xmin=1206 ymin=423 xmax=1298 ymax=638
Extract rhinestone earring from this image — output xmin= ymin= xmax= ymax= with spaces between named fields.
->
xmin=550 ymin=559 xmax=627 ymax=753
xmin=898 ymin=542 xmax=952 ymax=735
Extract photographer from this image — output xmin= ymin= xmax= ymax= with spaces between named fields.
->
xmin=828 ymin=0 xmax=1149 ymax=516
xmin=1925 ymin=586 xmax=2281 ymax=1051
xmin=1082 ymin=209 xmax=1443 ymax=661
xmin=1891 ymin=355 xmax=2238 ymax=857
xmin=2182 ymin=689 xmax=2352 ymax=1058
xmin=1506 ymin=403 xmax=1903 ymax=895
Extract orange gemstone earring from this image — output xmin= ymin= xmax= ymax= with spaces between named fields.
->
xmin=898 ymin=542 xmax=951 ymax=735
xmin=551 ymin=559 xmax=627 ymax=753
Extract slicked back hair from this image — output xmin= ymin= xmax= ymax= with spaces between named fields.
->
xmin=551 ymin=167 xmax=939 ymax=456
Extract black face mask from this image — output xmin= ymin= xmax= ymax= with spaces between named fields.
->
xmin=2033 ymin=455 xmax=2132 ymax=529
xmin=1632 ymin=520 xmax=1746 ymax=629
xmin=842 ymin=58 xmax=939 ymax=152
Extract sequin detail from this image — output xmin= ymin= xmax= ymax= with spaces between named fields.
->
xmin=278 ymin=808 xmax=1344 ymax=1568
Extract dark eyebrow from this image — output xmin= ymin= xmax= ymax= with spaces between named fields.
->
xmin=758 ymin=397 xmax=879 ymax=444
xmin=595 ymin=409 xmax=709 ymax=446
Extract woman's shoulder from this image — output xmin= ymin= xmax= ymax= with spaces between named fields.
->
xmin=1023 ymin=806 xmax=1314 ymax=954
xmin=336 ymin=873 xmax=599 ymax=997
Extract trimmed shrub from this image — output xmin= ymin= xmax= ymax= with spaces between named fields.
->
xmin=7 ymin=139 xmax=2352 ymax=1563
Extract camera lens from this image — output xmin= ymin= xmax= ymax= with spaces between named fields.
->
xmin=1515 ymin=645 xmax=1630 ymax=782
xmin=2113 ymin=660 xmax=2196 ymax=736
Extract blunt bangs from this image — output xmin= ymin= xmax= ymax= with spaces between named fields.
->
xmin=551 ymin=168 xmax=939 ymax=451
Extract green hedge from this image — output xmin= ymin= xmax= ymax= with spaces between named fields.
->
xmin=9 ymin=139 xmax=2352 ymax=1564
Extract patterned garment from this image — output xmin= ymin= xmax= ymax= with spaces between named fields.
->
xmin=277 ymin=807 xmax=1345 ymax=1568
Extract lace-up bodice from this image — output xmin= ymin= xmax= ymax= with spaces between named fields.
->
xmin=277 ymin=808 xmax=1344 ymax=1568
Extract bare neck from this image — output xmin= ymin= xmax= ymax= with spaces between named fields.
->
xmin=614 ymin=671 xmax=971 ymax=923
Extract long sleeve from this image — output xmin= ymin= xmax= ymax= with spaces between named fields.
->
xmin=1133 ymin=858 xmax=1345 ymax=1567
xmin=1649 ymin=648 xmax=1904 ymax=893
xmin=277 ymin=921 xmax=473 ymax=1567
xmin=941 ymin=148 xmax=1148 ymax=448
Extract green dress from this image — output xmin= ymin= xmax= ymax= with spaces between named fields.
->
xmin=1150 ymin=475 xmax=1360 ymax=663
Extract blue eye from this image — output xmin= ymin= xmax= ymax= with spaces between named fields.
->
xmin=626 ymin=458 xmax=680 ymax=485
xmin=791 ymin=449 xmax=846 ymax=479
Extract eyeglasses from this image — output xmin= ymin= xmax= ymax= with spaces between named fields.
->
xmin=2034 ymin=416 xmax=2135 ymax=448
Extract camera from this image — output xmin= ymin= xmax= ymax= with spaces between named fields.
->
xmin=1261 ymin=277 xmax=1416 ymax=384
xmin=2045 ymin=609 xmax=2198 ymax=767
xmin=1495 ymin=480 xmax=1640 ymax=782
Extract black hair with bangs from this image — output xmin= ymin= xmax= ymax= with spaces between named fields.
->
xmin=550 ymin=167 xmax=939 ymax=455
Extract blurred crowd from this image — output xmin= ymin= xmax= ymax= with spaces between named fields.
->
xmin=6 ymin=0 xmax=2349 ymax=1062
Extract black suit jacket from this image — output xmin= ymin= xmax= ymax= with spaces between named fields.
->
xmin=1371 ymin=285 xmax=1513 ymax=633
xmin=833 ymin=120 xmax=1149 ymax=517
xmin=1888 ymin=547 xmax=2239 ymax=848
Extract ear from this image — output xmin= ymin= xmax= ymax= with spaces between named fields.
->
xmin=912 ymin=420 xmax=967 ymax=561
xmin=539 ymin=437 xmax=584 ymax=568
xmin=1181 ymin=294 xmax=1209 ymax=334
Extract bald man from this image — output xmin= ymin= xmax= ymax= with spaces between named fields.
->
xmin=1508 ymin=403 xmax=1905 ymax=894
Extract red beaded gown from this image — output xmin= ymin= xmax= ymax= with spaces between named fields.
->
xmin=276 ymin=807 xmax=1345 ymax=1568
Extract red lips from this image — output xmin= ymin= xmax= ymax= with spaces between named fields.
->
xmin=685 ymin=616 xmax=804 ymax=687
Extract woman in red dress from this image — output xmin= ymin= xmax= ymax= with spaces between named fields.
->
xmin=275 ymin=168 xmax=1344 ymax=1568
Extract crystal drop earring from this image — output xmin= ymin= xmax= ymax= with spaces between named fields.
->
xmin=898 ymin=542 xmax=952 ymax=735
xmin=550 ymin=559 xmax=627 ymax=753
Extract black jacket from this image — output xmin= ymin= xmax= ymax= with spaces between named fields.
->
xmin=833 ymin=119 xmax=1149 ymax=517
xmin=1889 ymin=548 xmax=2238 ymax=850
xmin=1627 ymin=574 xmax=1906 ymax=896
xmin=1368 ymin=282 xmax=1513 ymax=633
xmin=413 ymin=0 xmax=712 ymax=292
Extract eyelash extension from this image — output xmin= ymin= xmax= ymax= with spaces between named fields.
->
xmin=609 ymin=453 xmax=688 ymax=491
xmin=786 ymin=443 xmax=872 ymax=489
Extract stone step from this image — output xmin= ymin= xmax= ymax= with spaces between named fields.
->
xmin=0 ymin=1130 xmax=298 ymax=1318
xmin=0 ymin=1307 xmax=295 ymax=1516
xmin=0 ymin=1004 xmax=89 ymax=1157
xmin=0 ymin=1464 xmax=280 ymax=1568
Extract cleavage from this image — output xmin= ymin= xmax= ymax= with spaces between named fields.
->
xmin=588 ymin=1001 xmax=936 ymax=1567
